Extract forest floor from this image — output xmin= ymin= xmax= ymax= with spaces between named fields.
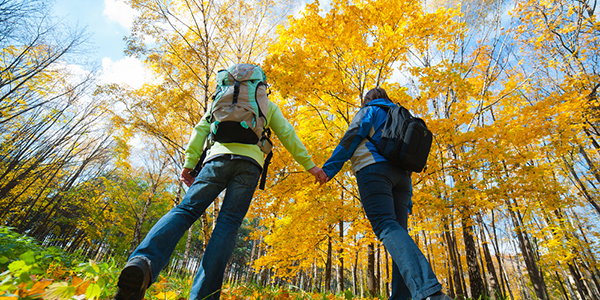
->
xmin=0 ymin=227 xmax=380 ymax=300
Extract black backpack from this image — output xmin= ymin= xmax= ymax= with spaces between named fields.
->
xmin=366 ymin=105 xmax=432 ymax=172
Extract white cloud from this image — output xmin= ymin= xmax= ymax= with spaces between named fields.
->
xmin=103 ymin=0 xmax=137 ymax=29
xmin=99 ymin=57 xmax=162 ymax=89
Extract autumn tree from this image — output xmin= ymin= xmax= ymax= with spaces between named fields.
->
xmin=254 ymin=0 xmax=459 ymax=294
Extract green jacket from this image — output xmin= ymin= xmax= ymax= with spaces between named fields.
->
xmin=184 ymin=100 xmax=316 ymax=171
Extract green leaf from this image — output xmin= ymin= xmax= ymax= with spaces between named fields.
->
xmin=91 ymin=261 xmax=100 ymax=274
xmin=85 ymin=283 xmax=102 ymax=300
xmin=96 ymin=276 xmax=106 ymax=287
xmin=19 ymin=251 xmax=36 ymax=264
xmin=19 ymin=271 xmax=31 ymax=283
xmin=0 ymin=282 xmax=17 ymax=293
xmin=45 ymin=282 xmax=77 ymax=300
xmin=0 ymin=256 xmax=8 ymax=264
xmin=8 ymin=260 xmax=26 ymax=272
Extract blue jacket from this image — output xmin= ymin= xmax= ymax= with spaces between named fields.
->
xmin=322 ymin=98 xmax=397 ymax=180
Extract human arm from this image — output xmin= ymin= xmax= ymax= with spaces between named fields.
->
xmin=180 ymin=113 xmax=211 ymax=187
xmin=322 ymin=107 xmax=372 ymax=181
xmin=268 ymin=103 xmax=327 ymax=183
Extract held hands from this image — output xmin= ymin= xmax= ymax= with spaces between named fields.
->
xmin=308 ymin=166 xmax=329 ymax=185
xmin=183 ymin=166 xmax=329 ymax=187
xmin=180 ymin=167 xmax=195 ymax=187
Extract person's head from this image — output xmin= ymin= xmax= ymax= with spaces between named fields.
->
xmin=362 ymin=87 xmax=390 ymax=107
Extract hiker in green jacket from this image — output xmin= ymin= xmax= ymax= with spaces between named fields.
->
xmin=114 ymin=64 xmax=327 ymax=300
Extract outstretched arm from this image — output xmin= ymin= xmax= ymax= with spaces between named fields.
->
xmin=181 ymin=113 xmax=211 ymax=186
xmin=267 ymin=102 xmax=317 ymax=171
xmin=322 ymin=107 xmax=371 ymax=180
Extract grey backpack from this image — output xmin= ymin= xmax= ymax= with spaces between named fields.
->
xmin=207 ymin=64 xmax=272 ymax=153
xmin=196 ymin=64 xmax=273 ymax=189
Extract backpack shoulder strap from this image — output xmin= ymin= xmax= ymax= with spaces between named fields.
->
xmin=398 ymin=105 xmax=412 ymax=119
xmin=365 ymin=104 xmax=389 ymax=145
xmin=368 ymin=103 xmax=391 ymax=111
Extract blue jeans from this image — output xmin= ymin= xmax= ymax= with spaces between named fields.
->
xmin=356 ymin=162 xmax=441 ymax=300
xmin=129 ymin=157 xmax=261 ymax=300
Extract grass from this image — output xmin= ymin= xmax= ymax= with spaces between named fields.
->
xmin=0 ymin=226 xmax=381 ymax=300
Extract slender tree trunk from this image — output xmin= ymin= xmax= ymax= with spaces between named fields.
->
xmin=367 ymin=242 xmax=377 ymax=297
xmin=462 ymin=213 xmax=485 ymax=299
xmin=247 ymin=238 xmax=257 ymax=282
xmin=578 ymin=144 xmax=600 ymax=184
xmin=377 ymin=245 xmax=381 ymax=296
xmin=324 ymin=233 xmax=333 ymax=292
xmin=506 ymin=199 xmax=548 ymax=300
xmin=313 ymin=258 xmax=318 ymax=292
xmin=180 ymin=225 xmax=193 ymax=275
xmin=385 ymin=249 xmax=390 ymax=297
xmin=353 ymin=248 xmax=359 ymax=295
xmin=201 ymin=211 xmax=210 ymax=249
xmin=568 ymin=262 xmax=591 ymax=300
xmin=476 ymin=213 xmax=502 ymax=299
xmin=444 ymin=222 xmax=465 ymax=299
xmin=573 ymin=217 xmax=600 ymax=295
xmin=129 ymin=195 xmax=153 ymax=255
xmin=212 ymin=197 xmax=220 ymax=230
xmin=562 ymin=156 xmax=600 ymax=215
xmin=443 ymin=232 xmax=456 ymax=298
xmin=337 ymin=220 xmax=344 ymax=293
xmin=553 ymin=271 xmax=570 ymax=300
xmin=489 ymin=210 xmax=510 ymax=299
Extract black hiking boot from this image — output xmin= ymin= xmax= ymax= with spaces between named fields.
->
xmin=424 ymin=291 xmax=453 ymax=300
xmin=114 ymin=257 xmax=150 ymax=300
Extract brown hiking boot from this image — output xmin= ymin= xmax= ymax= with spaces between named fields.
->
xmin=113 ymin=258 xmax=150 ymax=300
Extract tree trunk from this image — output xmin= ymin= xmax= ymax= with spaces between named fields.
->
xmin=180 ymin=225 xmax=193 ymax=275
xmin=212 ymin=196 xmax=220 ymax=230
xmin=506 ymin=199 xmax=548 ymax=300
xmin=313 ymin=258 xmax=318 ymax=292
xmin=377 ymin=245 xmax=381 ymax=295
xmin=201 ymin=211 xmax=210 ymax=249
xmin=367 ymin=242 xmax=377 ymax=297
xmin=444 ymin=222 xmax=465 ymax=299
xmin=353 ymin=247 xmax=359 ymax=295
xmin=490 ymin=210 xmax=511 ymax=299
xmin=324 ymin=233 xmax=333 ymax=292
xmin=337 ymin=220 xmax=344 ymax=293
xmin=563 ymin=156 xmax=600 ymax=215
xmin=246 ymin=238 xmax=257 ymax=282
xmin=385 ymin=249 xmax=390 ymax=297
xmin=129 ymin=195 xmax=153 ymax=256
xmin=568 ymin=262 xmax=591 ymax=300
xmin=442 ymin=234 xmax=456 ymax=298
xmin=462 ymin=214 xmax=485 ymax=299
xmin=477 ymin=213 xmax=502 ymax=300
xmin=578 ymin=144 xmax=600 ymax=185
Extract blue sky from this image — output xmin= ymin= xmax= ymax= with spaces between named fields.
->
xmin=52 ymin=0 xmax=155 ymax=88
xmin=53 ymin=0 xmax=133 ymax=61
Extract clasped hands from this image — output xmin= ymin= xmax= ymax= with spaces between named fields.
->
xmin=308 ymin=166 xmax=329 ymax=185
xmin=180 ymin=166 xmax=329 ymax=187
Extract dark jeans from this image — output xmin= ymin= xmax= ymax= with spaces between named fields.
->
xmin=129 ymin=157 xmax=261 ymax=300
xmin=356 ymin=162 xmax=441 ymax=300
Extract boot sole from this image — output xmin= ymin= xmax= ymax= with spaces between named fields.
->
xmin=115 ymin=265 xmax=146 ymax=300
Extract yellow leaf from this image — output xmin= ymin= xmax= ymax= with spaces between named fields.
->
xmin=155 ymin=291 xmax=178 ymax=300
xmin=24 ymin=279 xmax=53 ymax=297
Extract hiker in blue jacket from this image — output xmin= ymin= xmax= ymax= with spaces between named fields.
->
xmin=321 ymin=87 xmax=451 ymax=300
